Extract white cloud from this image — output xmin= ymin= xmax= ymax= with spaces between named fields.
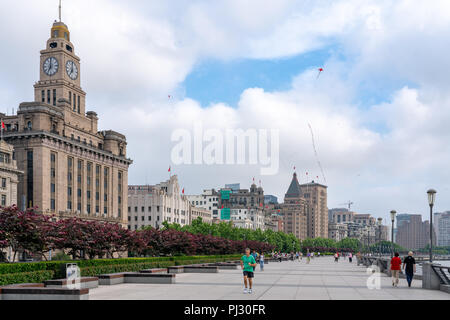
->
xmin=1 ymin=0 xmax=450 ymax=220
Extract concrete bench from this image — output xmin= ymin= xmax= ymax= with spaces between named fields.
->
xmin=183 ymin=265 xmax=219 ymax=273
xmin=207 ymin=263 xmax=239 ymax=270
xmin=167 ymin=266 xmax=185 ymax=274
xmin=139 ymin=268 xmax=168 ymax=274
xmin=0 ymin=286 xmax=89 ymax=301
xmin=44 ymin=277 xmax=99 ymax=289
xmin=99 ymin=272 xmax=175 ymax=285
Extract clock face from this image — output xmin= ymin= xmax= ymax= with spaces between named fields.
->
xmin=66 ymin=60 xmax=79 ymax=80
xmin=43 ymin=57 xmax=59 ymax=76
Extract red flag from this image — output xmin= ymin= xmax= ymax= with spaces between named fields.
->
xmin=1 ymin=122 xmax=4 ymax=129
xmin=168 ymin=166 xmax=171 ymax=172
xmin=182 ymin=188 xmax=185 ymax=194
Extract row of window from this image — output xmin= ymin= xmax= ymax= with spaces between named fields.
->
xmin=42 ymin=89 xmax=57 ymax=106
xmin=69 ymin=91 xmax=81 ymax=114
xmin=49 ymin=153 xmax=123 ymax=216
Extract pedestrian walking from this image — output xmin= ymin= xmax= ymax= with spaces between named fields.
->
xmin=402 ymin=251 xmax=416 ymax=288
xmin=334 ymin=252 xmax=339 ymax=263
xmin=306 ymin=250 xmax=311 ymax=264
xmin=348 ymin=252 xmax=353 ymax=263
xmin=241 ymin=248 xmax=257 ymax=294
xmin=251 ymin=250 xmax=258 ymax=271
xmin=259 ymin=253 xmax=265 ymax=271
xmin=390 ymin=252 xmax=402 ymax=287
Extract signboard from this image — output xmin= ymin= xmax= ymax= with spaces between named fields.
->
xmin=221 ymin=190 xmax=231 ymax=200
xmin=221 ymin=208 xmax=231 ymax=220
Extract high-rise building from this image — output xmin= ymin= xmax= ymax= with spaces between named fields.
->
xmin=282 ymin=173 xmax=308 ymax=240
xmin=396 ymin=214 xmax=432 ymax=250
xmin=299 ymin=181 xmax=328 ymax=238
xmin=264 ymin=195 xmax=278 ymax=205
xmin=3 ymin=16 xmax=132 ymax=226
xmin=434 ymin=211 xmax=450 ymax=247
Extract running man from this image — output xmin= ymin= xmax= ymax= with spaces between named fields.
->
xmin=241 ymin=248 xmax=258 ymax=294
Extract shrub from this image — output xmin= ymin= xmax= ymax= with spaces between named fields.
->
xmin=0 ymin=270 xmax=55 ymax=286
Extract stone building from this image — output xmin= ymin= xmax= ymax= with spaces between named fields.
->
xmin=328 ymin=222 xmax=348 ymax=242
xmin=282 ymin=173 xmax=308 ymax=240
xmin=219 ymin=183 xmax=265 ymax=210
xmin=190 ymin=206 xmax=212 ymax=225
xmin=3 ymin=18 xmax=132 ymax=226
xmin=186 ymin=189 xmax=220 ymax=220
xmin=230 ymin=207 xmax=265 ymax=230
xmin=299 ymin=181 xmax=328 ymax=239
xmin=128 ymin=175 xmax=191 ymax=230
xmin=0 ymin=141 xmax=23 ymax=207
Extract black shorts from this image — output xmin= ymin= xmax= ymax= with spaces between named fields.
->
xmin=243 ymin=271 xmax=254 ymax=278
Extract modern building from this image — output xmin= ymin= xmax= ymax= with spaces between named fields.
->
xmin=219 ymin=183 xmax=265 ymax=210
xmin=225 ymin=183 xmax=240 ymax=192
xmin=3 ymin=17 xmax=132 ymax=226
xmin=0 ymin=141 xmax=23 ymax=207
xmin=434 ymin=211 xmax=450 ymax=247
xmin=128 ymin=175 xmax=190 ymax=230
xmin=396 ymin=214 xmax=432 ymax=250
xmin=282 ymin=173 xmax=308 ymax=240
xmin=264 ymin=195 xmax=278 ymax=205
xmin=299 ymin=181 xmax=328 ymax=238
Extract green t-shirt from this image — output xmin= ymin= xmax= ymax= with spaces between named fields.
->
xmin=242 ymin=255 xmax=256 ymax=272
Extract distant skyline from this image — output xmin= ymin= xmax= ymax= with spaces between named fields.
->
xmin=1 ymin=0 xmax=450 ymax=221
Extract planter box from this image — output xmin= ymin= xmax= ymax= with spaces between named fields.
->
xmin=44 ymin=277 xmax=99 ymax=289
xmin=0 ymin=286 xmax=89 ymax=301
xmin=98 ymin=272 xmax=176 ymax=285
xmin=183 ymin=266 xmax=219 ymax=273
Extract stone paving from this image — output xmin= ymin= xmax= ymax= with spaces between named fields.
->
xmin=89 ymin=257 xmax=450 ymax=300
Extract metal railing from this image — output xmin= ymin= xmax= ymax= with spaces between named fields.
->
xmin=432 ymin=265 xmax=450 ymax=285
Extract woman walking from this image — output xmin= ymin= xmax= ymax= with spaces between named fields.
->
xmin=402 ymin=251 xmax=416 ymax=288
xmin=390 ymin=252 xmax=402 ymax=287
xmin=348 ymin=252 xmax=353 ymax=263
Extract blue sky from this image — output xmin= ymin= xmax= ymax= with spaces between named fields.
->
xmin=183 ymin=48 xmax=332 ymax=108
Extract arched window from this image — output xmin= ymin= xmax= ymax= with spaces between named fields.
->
xmin=27 ymin=121 xmax=32 ymax=131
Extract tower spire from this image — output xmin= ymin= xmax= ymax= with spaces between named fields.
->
xmin=59 ymin=0 xmax=62 ymax=22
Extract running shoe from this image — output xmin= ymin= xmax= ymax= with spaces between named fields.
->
xmin=244 ymin=288 xmax=248 ymax=294
xmin=248 ymin=289 xmax=253 ymax=294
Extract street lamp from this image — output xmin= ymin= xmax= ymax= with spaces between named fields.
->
xmin=427 ymin=189 xmax=437 ymax=263
xmin=390 ymin=210 xmax=397 ymax=258
xmin=377 ymin=217 xmax=383 ymax=257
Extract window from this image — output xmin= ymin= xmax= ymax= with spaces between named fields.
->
xmin=41 ymin=90 xmax=45 ymax=103
xmin=141 ymin=216 xmax=145 ymax=222
xmin=78 ymin=96 xmax=80 ymax=112
xmin=53 ymin=89 xmax=57 ymax=106
xmin=47 ymin=90 xmax=50 ymax=104
xmin=26 ymin=121 xmax=32 ymax=131
xmin=69 ymin=92 xmax=72 ymax=106
xmin=1 ymin=195 xmax=5 ymax=206
xmin=141 ymin=207 xmax=145 ymax=212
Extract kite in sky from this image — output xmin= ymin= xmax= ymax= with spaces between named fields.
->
xmin=317 ymin=68 xmax=324 ymax=80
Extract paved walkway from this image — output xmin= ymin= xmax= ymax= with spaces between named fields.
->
xmin=89 ymin=257 xmax=450 ymax=300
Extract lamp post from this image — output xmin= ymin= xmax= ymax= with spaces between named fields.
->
xmin=377 ymin=217 xmax=383 ymax=257
xmin=427 ymin=189 xmax=436 ymax=263
xmin=390 ymin=210 xmax=397 ymax=258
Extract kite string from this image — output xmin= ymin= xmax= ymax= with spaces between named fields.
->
xmin=308 ymin=123 xmax=327 ymax=184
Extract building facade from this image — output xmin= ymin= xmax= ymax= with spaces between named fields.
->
xmin=3 ymin=19 xmax=132 ymax=226
xmin=282 ymin=173 xmax=308 ymax=240
xmin=186 ymin=189 xmax=220 ymax=220
xmin=396 ymin=214 xmax=432 ymax=250
xmin=0 ymin=141 xmax=23 ymax=207
xmin=299 ymin=181 xmax=328 ymax=238
xmin=434 ymin=211 xmax=450 ymax=247
xmin=128 ymin=176 xmax=190 ymax=230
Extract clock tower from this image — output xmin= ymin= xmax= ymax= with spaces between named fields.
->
xmin=34 ymin=19 xmax=86 ymax=115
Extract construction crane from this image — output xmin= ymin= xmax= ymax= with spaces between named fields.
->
xmin=339 ymin=201 xmax=354 ymax=211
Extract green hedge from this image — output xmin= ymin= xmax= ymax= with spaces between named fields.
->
xmin=0 ymin=255 xmax=241 ymax=283
xmin=0 ymin=270 xmax=55 ymax=286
